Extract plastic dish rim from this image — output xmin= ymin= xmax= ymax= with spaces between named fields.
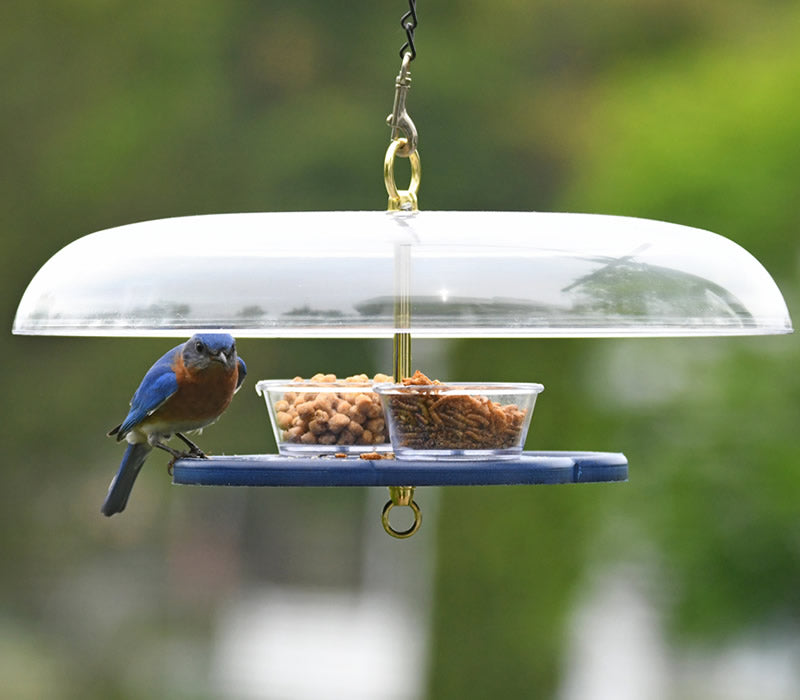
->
xmin=372 ymin=381 xmax=545 ymax=397
xmin=255 ymin=378 xmax=384 ymax=396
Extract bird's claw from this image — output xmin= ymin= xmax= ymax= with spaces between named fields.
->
xmin=166 ymin=447 xmax=205 ymax=475
xmin=175 ymin=432 xmax=208 ymax=459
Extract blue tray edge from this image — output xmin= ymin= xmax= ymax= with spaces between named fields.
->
xmin=172 ymin=451 xmax=628 ymax=487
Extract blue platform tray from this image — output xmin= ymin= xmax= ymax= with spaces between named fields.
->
xmin=172 ymin=451 xmax=628 ymax=487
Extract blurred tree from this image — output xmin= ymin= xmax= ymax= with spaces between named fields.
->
xmin=2 ymin=1 xmax=798 ymax=698
xmin=431 ymin=3 xmax=800 ymax=698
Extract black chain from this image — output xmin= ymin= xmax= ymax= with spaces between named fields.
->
xmin=399 ymin=0 xmax=418 ymax=61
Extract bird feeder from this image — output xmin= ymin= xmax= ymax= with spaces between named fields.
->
xmin=12 ymin=5 xmax=793 ymax=538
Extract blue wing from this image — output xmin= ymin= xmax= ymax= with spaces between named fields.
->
xmin=236 ymin=357 xmax=247 ymax=391
xmin=116 ymin=344 xmax=182 ymax=438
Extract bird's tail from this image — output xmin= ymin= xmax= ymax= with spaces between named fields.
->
xmin=101 ymin=442 xmax=153 ymax=516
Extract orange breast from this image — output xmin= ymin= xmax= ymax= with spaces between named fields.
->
xmin=155 ymin=354 xmax=239 ymax=426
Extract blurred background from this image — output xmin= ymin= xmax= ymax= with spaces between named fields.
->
xmin=3 ymin=1 xmax=799 ymax=698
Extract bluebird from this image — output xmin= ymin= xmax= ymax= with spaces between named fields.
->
xmin=102 ymin=334 xmax=247 ymax=516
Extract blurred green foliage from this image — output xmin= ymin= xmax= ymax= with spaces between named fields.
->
xmin=2 ymin=1 xmax=798 ymax=698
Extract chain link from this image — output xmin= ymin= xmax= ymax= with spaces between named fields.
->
xmin=399 ymin=0 xmax=418 ymax=60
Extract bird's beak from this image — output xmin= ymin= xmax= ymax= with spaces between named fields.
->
xmin=215 ymin=351 xmax=228 ymax=365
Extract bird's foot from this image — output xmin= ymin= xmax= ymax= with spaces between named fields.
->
xmin=176 ymin=433 xmax=208 ymax=459
xmin=165 ymin=449 xmax=205 ymax=476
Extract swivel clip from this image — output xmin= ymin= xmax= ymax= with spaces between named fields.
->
xmin=386 ymin=52 xmax=417 ymax=157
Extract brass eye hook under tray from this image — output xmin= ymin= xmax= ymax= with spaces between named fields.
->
xmin=382 ymin=485 xmax=422 ymax=539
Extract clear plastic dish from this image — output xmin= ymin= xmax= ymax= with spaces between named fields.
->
xmin=256 ymin=376 xmax=392 ymax=455
xmin=374 ymin=381 xmax=544 ymax=461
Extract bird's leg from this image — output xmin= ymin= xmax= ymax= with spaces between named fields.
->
xmin=149 ymin=441 xmax=182 ymax=476
xmin=175 ymin=432 xmax=208 ymax=459
xmin=150 ymin=434 xmax=207 ymax=477
xmin=151 ymin=438 xmax=194 ymax=476
xmin=152 ymin=440 xmax=187 ymax=459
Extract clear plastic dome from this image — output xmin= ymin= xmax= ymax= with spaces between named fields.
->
xmin=13 ymin=211 xmax=792 ymax=337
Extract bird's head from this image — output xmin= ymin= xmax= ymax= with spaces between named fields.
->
xmin=182 ymin=333 xmax=238 ymax=371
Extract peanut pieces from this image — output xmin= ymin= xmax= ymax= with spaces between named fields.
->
xmin=276 ymin=373 xmax=391 ymax=447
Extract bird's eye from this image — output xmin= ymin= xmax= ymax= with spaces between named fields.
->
xmin=195 ymin=341 xmax=205 ymax=353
